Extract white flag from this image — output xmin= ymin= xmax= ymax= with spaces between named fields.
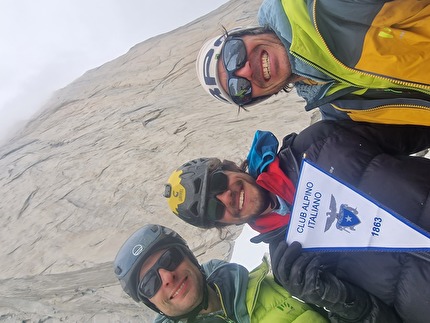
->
xmin=286 ymin=160 xmax=430 ymax=251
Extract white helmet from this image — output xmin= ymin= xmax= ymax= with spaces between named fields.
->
xmin=196 ymin=33 xmax=234 ymax=105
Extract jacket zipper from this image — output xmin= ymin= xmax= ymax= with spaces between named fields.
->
xmin=331 ymin=103 xmax=430 ymax=113
xmin=212 ymin=283 xmax=237 ymax=323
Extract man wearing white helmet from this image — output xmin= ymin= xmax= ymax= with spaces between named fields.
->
xmin=196 ymin=0 xmax=430 ymax=125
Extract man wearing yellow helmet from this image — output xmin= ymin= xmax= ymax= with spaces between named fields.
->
xmin=164 ymin=120 xmax=430 ymax=322
xmin=164 ymin=157 xmax=272 ymax=229
xmin=196 ymin=0 xmax=430 ymax=125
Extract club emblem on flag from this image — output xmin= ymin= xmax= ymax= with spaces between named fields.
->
xmin=325 ymin=195 xmax=361 ymax=233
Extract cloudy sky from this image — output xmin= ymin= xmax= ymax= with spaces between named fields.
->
xmin=0 ymin=0 xmax=269 ymax=269
xmin=0 ymin=0 xmax=229 ymax=142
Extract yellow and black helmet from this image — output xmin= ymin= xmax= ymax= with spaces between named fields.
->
xmin=164 ymin=158 xmax=219 ymax=228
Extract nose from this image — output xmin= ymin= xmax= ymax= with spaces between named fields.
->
xmin=158 ymin=267 xmax=175 ymax=286
xmin=234 ymin=61 xmax=253 ymax=81
xmin=216 ymin=189 xmax=231 ymax=207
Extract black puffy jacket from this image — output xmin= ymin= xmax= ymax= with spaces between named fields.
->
xmin=277 ymin=120 xmax=430 ymax=323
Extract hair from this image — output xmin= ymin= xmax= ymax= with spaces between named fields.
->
xmin=222 ymin=25 xmax=275 ymax=39
xmin=239 ymin=159 xmax=249 ymax=172
xmin=206 ymin=158 xmax=244 ymax=174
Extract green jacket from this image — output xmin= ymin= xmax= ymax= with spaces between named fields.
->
xmin=245 ymin=257 xmax=328 ymax=323
xmin=259 ymin=0 xmax=430 ymax=125
xmin=155 ymin=258 xmax=328 ymax=322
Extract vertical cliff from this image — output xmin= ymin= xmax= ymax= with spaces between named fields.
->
xmin=0 ymin=0 xmax=311 ymax=321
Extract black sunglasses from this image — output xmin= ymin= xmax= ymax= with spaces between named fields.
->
xmin=137 ymin=247 xmax=185 ymax=299
xmin=206 ymin=170 xmax=229 ymax=222
xmin=222 ymin=37 xmax=253 ymax=106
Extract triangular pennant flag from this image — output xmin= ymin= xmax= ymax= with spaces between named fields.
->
xmin=286 ymin=159 xmax=430 ymax=252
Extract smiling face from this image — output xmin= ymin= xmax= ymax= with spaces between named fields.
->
xmin=217 ymin=32 xmax=302 ymax=101
xmin=215 ymin=170 xmax=272 ymax=224
xmin=139 ymin=249 xmax=204 ymax=317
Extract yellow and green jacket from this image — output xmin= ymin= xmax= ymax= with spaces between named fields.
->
xmin=258 ymin=0 xmax=430 ymax=125
xmin=155 ymin=258 xmax=328 ymax=322
xmin=203 ymin=258 xmax=328 ymax=323
xmin=245 ymin=258 xmax=328 ymax=322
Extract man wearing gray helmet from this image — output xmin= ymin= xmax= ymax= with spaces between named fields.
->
xmin=113 ymin=224 xmax=329 ymax=322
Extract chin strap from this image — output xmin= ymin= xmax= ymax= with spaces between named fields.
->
xmin=283 ymin=83 xmax=294 ymax=93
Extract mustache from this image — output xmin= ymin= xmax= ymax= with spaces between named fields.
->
xmin=229 ymin=190 xmax=241 ymax=218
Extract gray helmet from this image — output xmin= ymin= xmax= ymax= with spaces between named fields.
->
xmin=164 ymin=158 xmax=220 ymax=229
xmin=113 ymin=224 xmax=207 ymax=319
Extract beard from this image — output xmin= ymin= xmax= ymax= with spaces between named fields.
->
xmin=249 ymin=185 xmax=273 ymax=218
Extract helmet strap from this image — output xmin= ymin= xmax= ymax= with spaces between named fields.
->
xmin=282 ymin=82 xmax=295 ymax=93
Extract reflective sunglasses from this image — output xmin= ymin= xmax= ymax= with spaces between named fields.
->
xmin=222 ymin=37 xmax=253 ymax=106
xmin=206 ymin=170 xmax=229 ymax=221
xmin=137 ymin=247 xmax=185 ymax=299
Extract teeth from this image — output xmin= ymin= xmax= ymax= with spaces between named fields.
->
xmin=262 ymin=52 xmax=270 ymax=80
xmin=239 ymin=190 xmax=244 ymax=210
xmin=171 ymin=281 xmax=185 ymax=299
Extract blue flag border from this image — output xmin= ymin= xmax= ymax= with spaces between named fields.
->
xmin=286 ymin=159 xmax=430 ymax=253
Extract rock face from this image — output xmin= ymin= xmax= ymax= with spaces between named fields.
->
xmin=0 ymin=0 xmax=313 ymax=321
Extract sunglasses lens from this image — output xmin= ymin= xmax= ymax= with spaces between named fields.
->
xmin=139 ymin=269 xmax=160 ymax=299
xmin=207 ymin=197 xmax=225 ymax=221
xmin=222 ymin=38 xmax=253 ymax=106
xmin=228 ymin=77 xmax=252 ymax=105
xmin=206 ymin=171 xmax=228 ymax=221
xmin=223 ymin=39 xmax=247 ymax=72
xmin=138 ymin=248 xmax=184 ymax=299
xmin=158 ymin=248 xmax=184 ymax=271
xmin=209 ymin=171 xmax=228 ymax=194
